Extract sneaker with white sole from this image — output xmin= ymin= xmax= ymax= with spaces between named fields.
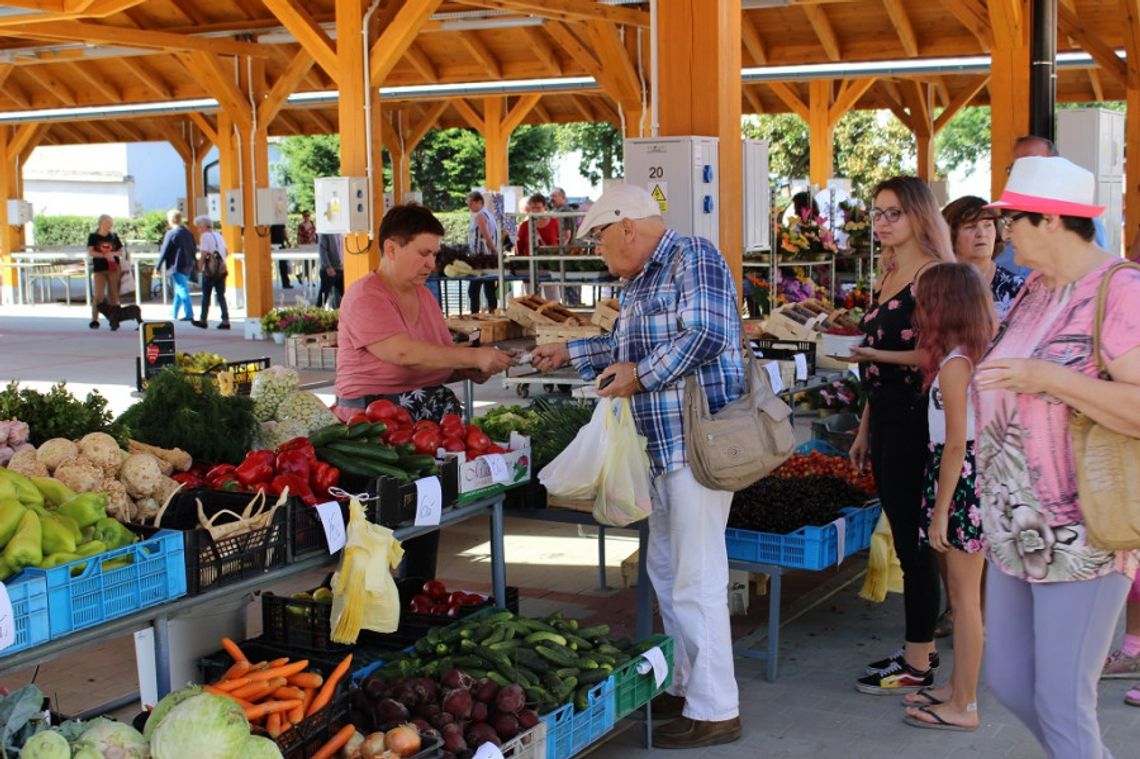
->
xmin=1102 ymin=649 xmax=1140 ymax=679
xmin=855 ymin=660 xmax=934 ymax=695
xmin=866 ymin=648 xmax=940 ymax=675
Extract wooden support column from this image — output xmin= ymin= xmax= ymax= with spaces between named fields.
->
xmin=808 ymin=80 xmax=835 ymax=188
xmin=988 ymin=0 xmax=1031 ymax=199
xmin=483 ymin=97 xmax=508 ymax=189
xmin=1123 ymin=0 xmax=1140 ymax=258
xmin=216 ymin=111 xmax=242 ymax=283
xmin=0 ymin=127 xmax=11 ymax=299
xmin=387 ymin=111 xmax=410 ymax=203
xmin=337 ymin=0 xmax=376 ymax=286
xmin=246 ymin=57 xmax=273 ymax=317
xmin=657 ymin=0 xmax=743 ymax=285
xmin=901 ymin=82 xmax=935 ymax=180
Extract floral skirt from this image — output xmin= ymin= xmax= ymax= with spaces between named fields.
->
xmin=919 ymin=440 xmax=983 ymax=553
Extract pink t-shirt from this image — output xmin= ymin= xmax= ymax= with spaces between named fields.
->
xmin=334 ymin=273 xmax=453 ymax=398
xmin=976 ymin=260 xmax=1140 ymax=583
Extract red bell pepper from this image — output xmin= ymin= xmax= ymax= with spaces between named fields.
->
xmin=205 ymin=464 xmax=237 ymax=489
xmin=172 ymin=472 xmax=206 ymax=489
xmin=235 ymin=456 xmax=275 ymax=489
xmin=311 ymin=461 xmax=340 ymax=500
xmin=277 ymin=437 xmax=317 ymax=462
xmin=276 ymin=448 xmax=312 ymax=482
xmin=271 ymin=473 xmax=315 ymax=505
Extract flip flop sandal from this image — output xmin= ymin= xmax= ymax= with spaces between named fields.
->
xmin=1125 ymin=688 xmax=1140 ymax=707
xmin=901 ymin=688 xmax=945 ymax=707
xmin=903 ymin=705 xmax=977 ymax=732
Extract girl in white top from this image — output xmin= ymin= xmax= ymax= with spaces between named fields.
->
xmin=903 ymin=262 xmax=996 ymax=732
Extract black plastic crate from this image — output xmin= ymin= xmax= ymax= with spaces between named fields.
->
xmin=198 ymin=635 xmax=404 ymax=690
xmin=336 ymin=458 xmax=460 ymax=528
xmin=750 ymin=338 xmax=817 ymax=377
xmin=135 ymin=356 xmax=271 ymax=393
xmin=260 ymin=590 xmax=424 ymax=654
xmin=137 ymin=488 xmax=292 ymax=596
xmin=274 ymin=692 xmax=352 ymax=759
xmin=290 ymin=500 xmax=350 ymax=561
xmin=395 ymin=576 xmax=520 ymax=628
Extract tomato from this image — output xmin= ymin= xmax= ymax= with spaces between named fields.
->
xmin=465 ymin=424 xmax=483 ymax=436
xmin=460 ymin=593 xmax=485 ymax=607
xmin=410 ymin=594 xmax=434 ymax=613
xmin=412 ymin=428 xmax=442 ymax=456
xmin=393 ymin=407 xmax=415 ymax=427
xmin=430 ymin=604 xmax=451 ymax=616
xmin=413 ymin=420 xmax=441 ymax=432
xmin=483 ymin=443 xmax=506 ymax=455
xmin=366 ymin=399 xmax=399 ymax=422
xmin=446 ymin=604 xmax=463 ymax=618
xmin=440 ymin=414 xmax=463 ymax=430
xmin=387 ymin=428 xmax=413 ymax=446
xmin=448 ymin=591 xmax=470 ymax=606
xmin=466 ymin=429 xmax=492 ymax=452
xmin=422 ymin=579 xmax=448 ymax=600
xmin=442 ymin=436 xmax=466 ymax=453
xmin=347 ymin=412 xmax=370 ymax=426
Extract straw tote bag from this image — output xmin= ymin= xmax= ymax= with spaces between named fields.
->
xmin=1070 ymin=261 xmax=1140 ymax=550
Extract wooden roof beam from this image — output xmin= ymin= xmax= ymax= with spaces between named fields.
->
xmin=1123 ymin=0 xmax=1140 ymax=87
xmin=741 ymin=13 xmax=768 ymax=66
xmin=9 ymin=123 xmax=42 ymax=160
xmin=900 ymin=80 xmax=932 ymax=137
xmin=744 ymin=86 xmax=764 ymax=115
xmin=305 ymin=108 xmax=335 ymax=135
xmin=260 ymin=50 xmax=314 ymax=124
xmin=935 ymin=78 xmax=952 ymax=108
xmin=405 ymin=101 xmax=449 ymax=151
xmin=933 ymin=74 xmax=989 ymax=132
xmin=21 ymin=66 xmax=77 ymax=106
xmin=275 ymin=110 xmax=304 ymax=136
xmin=504 ymin=93 xmax=542 ymax=133
xmin=453 ymin=0 xmax=648 ymax=27
xmin=117 ymin=56 xmax=173 ymax=99
xmin=404 ymin=43 xmax=439 ymax=82
xmin=450 ymin=98 xmax=484 ymax=131
xmin=1088 ymin=68 xmax=1105 ymax=102
xmin=767 ymin=81 xmax=809 ymax=121
xmin=569 ymin=95 xmax=595 ymax=122
xmin=939 ymin=0 xmax=993 ymax=52
xmin=521 ymin=26 xmax=562 ymax=76
xmin=370 ymin=0 xmax=444 ymax=83
xmin=52 ymin=122 xmax=88 ymax=145
xmin=829 ymin=77 xmax=876 ymax=125
xmin=882 ymin=0 xmax=918 ymax=57
xmin=179 ymin=51 xmax=251 ymax=132
xmin=4 ymin=20 xmax=267 ymax=57
xmin=0 ymin=63 xmax=12 ymax=90
xmin=456 ymin=31 xmax=502 ymax=79
xmin=1057 ymin=3 xmax=1128 ymax=86
xmin=802 ymin=5 xmax=840 ymax=61
xmin=262 ymin=0 xmax=339 ymax=83
xmin=585 ymin=20 xmax=641 ymax=107
xmin=65 ymin=61 xmax=120 ymax=102
xmin=877 ymin=80 xmax=913 ymax=129
xmin=532 ymin=101 xmax=552 ymax=122
xmin=83 ymin=120 xmax=121 ymax=145
xmin=188 ymin=112 xmax=219 ymax=146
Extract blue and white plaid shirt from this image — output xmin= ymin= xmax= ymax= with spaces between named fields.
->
xmin=567 ymin=229 xmax=745 ymax=476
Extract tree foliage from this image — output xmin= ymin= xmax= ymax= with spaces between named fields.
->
xmin=935 ymin=105 xmax=990 ymax=177
xmin=275 ymin=134 xmax=341 ymax=213
xmin=555 ymin=121 xmax=624 ymax=184
xmin=742 ymin=113 xmax=809 ymax=182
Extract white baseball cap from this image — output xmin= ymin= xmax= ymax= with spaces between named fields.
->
xmin=575 ymin=184 xmax=662 ymax=239
xmin=986 ymin=156 xmax=1104 ymax=218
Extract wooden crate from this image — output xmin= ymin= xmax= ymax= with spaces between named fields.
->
xmin=547 ymin=493 xmax=594 ymax=514
xmin=447 ymin=313 xmax=521 ymax=344
xmin=535 ymin=324 xmax=603 ymax=345
xmin=507 ymin=295 xmax=586 ymax=333
xmin=590 ymin=299 xmax=620 ymax=331
xmin=286 ymin=332 xmax=338 ymax=370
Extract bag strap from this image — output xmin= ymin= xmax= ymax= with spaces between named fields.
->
xmin=1091 ymin=261 xmax=1140 ymax=378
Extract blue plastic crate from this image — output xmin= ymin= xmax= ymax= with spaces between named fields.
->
xmin=542 ymin=676 xmax=615 ymax=759
xmin=794 ymin=439 xmax=848 ymax=457
xmin=725 ymin=501 xmax=881 ymax=570
xmin=28 ymin=530 xmax=186 ymax=639
xmin=0 ymin=573 xmax=50 ymax=657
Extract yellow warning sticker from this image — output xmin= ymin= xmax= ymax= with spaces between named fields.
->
xmin=650 ymin=182 xmax=668 ymax=213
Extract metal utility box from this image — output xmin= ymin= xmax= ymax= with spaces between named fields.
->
xmin=207 ymin=193 xmax=221 ymax=221
xmin=315 ymin=176 xmax=370 ymax=234
xmin=1058 ymin=108 xmax=1125 ymax=255
xmin=403 ymin=191 xmax=423 ymax=205
xmin=176 ymin=197 xmax=188 ymax=216
xmin=255 ymin=187 xmax=289 ymax=226
xmin=223 ymin=189 xmax=244 ymax=227
xmin=6 ymin=199 xmax=32 ymax=225
xmin=624 ymin=136 xmax=720 ymax=247
xmin=742 ymin=139 xmax=770 ymax=252
xmin=195 ymin=196 xmax=210 ymax=218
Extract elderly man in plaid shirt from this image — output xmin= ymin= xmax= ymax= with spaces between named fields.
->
xmin=532 ymin=184 xmax=745 ymax=750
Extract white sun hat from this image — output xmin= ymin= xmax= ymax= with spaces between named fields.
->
xmin=575 ymin=184 xmax=663 ymax=239
xmin=986 ymin=155 xmax=1104 ymax=218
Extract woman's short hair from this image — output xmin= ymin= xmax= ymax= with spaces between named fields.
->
xmin=193 ymin=215 xmax=212 ymax=229
xmin=941 ymin=195 xmax=1003 ymax=259
xmin=97 ymin=214 xmax=112 ymax=226
xmin=1020 ymin=212 xmax=1097 ymax=242
xmin=467 ymin=190 xmax=485 ymax=205
xmin=167 ymin=209 xmax=183 ymax=225
xmin=873 ymin=176 xmax=954 ymax=263
xmin=379 ymin=203 xmax=446 ymax=246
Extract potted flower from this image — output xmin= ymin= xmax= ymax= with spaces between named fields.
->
xmin=840 ymin=200 xmax=871 ymax=255
xmin=802 ymin=375 xmax=865 ymax=417
xmin=260 ymin=309 xmax=284 ymax=343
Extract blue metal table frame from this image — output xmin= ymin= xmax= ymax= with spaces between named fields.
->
xmin=727 ymin=560 xmax=785 ymax=681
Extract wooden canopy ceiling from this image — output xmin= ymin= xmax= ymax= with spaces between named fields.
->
xmin=0 ymin=0 xmax=1131 ymax=148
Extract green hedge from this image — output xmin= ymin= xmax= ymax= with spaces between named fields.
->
xmin=33 ymin=211 xmax=170 ymax=247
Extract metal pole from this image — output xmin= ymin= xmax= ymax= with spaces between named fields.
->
xmin=1029 ymin=0 xmax=1057 ymax=141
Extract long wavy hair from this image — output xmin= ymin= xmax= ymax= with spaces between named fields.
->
xmin=913 ymin=262 xmax=995 ymax=390
xmin=873 ymin=176 xmax=954 ymax=273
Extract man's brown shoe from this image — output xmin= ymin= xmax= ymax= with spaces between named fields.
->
xmin=644 ymin=692 xmax=685 ymax=720
xmin=652 ymin=716 xmax=742 ymax=749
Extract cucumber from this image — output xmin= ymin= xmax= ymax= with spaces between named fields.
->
xmin=513 ymin=648 xmax=550 ymax=673
xmin=524 ymin=631 xmax=567 ymax=647
xmin=486 ymin=671 xmax=511 ymax=687
xmin=488 ymin=639 xmax=520 ymax=652
xmin=556 ymin=676 xmax=578 ymax=703
xmin=316 ymin=448 xmax=410 ymax=480
xmin=576 ymin=624 xmax=611 ymax=639
xmin=574 ymin=684 xmax=594 ymax=711
xmin=517 ymin=618 xmax=559 ymax=634
xmin=578 ymin=668 xmax=609 ymax=686
xmin=563 ymin=633 xmax=594 ymax=651
xmin=397 ymin=453 xmax=439 ymax=471
xmin=452 ymin=655 xmax=483 ymax=668
xmin=554 ymin=667 xmax=581 ymax=679
xmin=534 ymin=645 xmax=579 ymax=667
xmin=345 ymin=421 xmax=374 ymax=439
xmin=578 ymin=657 xmax=599 ymax=671
xmin=481 ymin=626 xmax=506 ymax=646
xmin=308 ymin=423 xmax=349 ymax=447
xmin=325 ymin=440 xmax=400 ymax=463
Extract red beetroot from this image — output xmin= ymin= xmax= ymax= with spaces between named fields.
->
xmin=411 ymin=718 xmax=433 ymax=734
xmin=491 ymin=712 xmax=520 ymax=740
xmin=473 ymin=678 xmax=499 ymax=704
xmin=441 ymin=723 xmax=468 ymax=754
xmin=429 ymin=711 xmax=455 ymax=731
xmin=415 ymin=701 xmax=441 ymax=721
xmin=443 ymin=688 xmax=474 ymax=720
xmin=470 ymin=701 xmax=488 ymax=723
xmin=440 ymin=669 xmax=475 ymax=692
xmin=517 ymin=708 xmax=540 ymax=729
xmin=466 ymin=722 xmax=500 ymax=748
xmin=494 ymin=684 xmax=525 ymax=715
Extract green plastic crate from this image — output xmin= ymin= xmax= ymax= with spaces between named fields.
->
xmin=613 ymin=634 xmax=674 ymax=720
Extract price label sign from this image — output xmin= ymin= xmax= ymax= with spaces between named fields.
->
xmin=473 ymin=744 xmax=505 ymax=759
xmin=314 ymin=501 xmax=346 ymax=554
xmin=0 ymin=582 xmax=15 ymax=651
xmin=763 ymin=361 xmax=784 ymax=394
xmin=414 ymin=476 xmax=443 ymax=527
xmin=484 ymin=453 xmax=511 ymax=484
xmin=793 ymin=353 xmax=809 ymax=381
xmin=641 ymin=646 xmax=669 ymax=688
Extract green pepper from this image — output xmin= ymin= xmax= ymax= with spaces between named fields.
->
xmin=93 ymin=518 xmax=136 ymax=550
xmin=0 ymin=479 xmax=16 ymax=502
xmin=3 ymin=510 xmax=42 ymax=573
xmin=29 ymin=476 xmax=77 ymax=508
xmin=41 ymin=513 xmax=78 ymax=555
xmin=56 ymin=513 xmax=82 ymax=543
xmin=75 ymin=540 xmax=107 ymax=558
xmin=101 ymin=556 xmax=135 ymax=572
xmin=0 ymin=498 xmax=27 ymax=550
xmin=0 ymin=469 xmax=43 ymax=509
xmin=39 ymin=551 xmax=82 ymax=569
xmin=58 ymin=492 xmax=108 ymax=529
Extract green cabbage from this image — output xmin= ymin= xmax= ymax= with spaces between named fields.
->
xmin=149 ymin=694 xmax=249 ymax=759
xmin=143 ymin=684 xmax=201 ymax=741
xmin=73 ymin=718 xmax=148 ymax=759
xmin=18 ymin=730 xmax=70 ymax=759
xmin=240 ymin=736 xmax=284 ymax=758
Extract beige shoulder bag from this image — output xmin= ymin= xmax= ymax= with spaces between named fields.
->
xmin=1070 ymin=261 xmax=1140 ymax=550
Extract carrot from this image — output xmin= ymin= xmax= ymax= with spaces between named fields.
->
xmin=245 ymin=699 xmax=302 ymax=723
xmin=215 ymin=677 xmax=252 ymax=692
xmin=289 ymin=688 xmax=312 ymax=725
xmin=268 ymin=657 xmax=290 ymax=668
xmin=220 ymin=660 xmax=252 ymax=681
xmin=232 ymin=677 xmax=285 ymax=701
xmin=202 ymin=684 xmax=230 ymax=697
xmin=288 ymin=672 xmax=323 ymax=689
xmin=245 ymin=660 xmax=310 ymax=683
xmin=266 ymin=711 xmax=282 ymax=737
xmin=306 ymin=653 xmax=352 ymax=717
xmin=220 ymin=637 xmax=247 ymax=663
xmin=311 ymin=724 xmax=356 ymax=759
xmin=271 ymin=686 xmax=304 ymax=701
xmin=204 ymin=686 xmax=253 ymax=709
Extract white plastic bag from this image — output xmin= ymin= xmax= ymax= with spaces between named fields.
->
xmin=538 ymin=400 xmax=610 ymax=501
xmin=594 ymin=399 xmax=652 ymax=527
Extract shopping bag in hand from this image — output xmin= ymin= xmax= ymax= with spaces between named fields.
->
xmin=538 ymin=400 xmax=610 ymax=501
xmin=594 ymin=399 xmax=652 ymax=527
xmin=331 ymin=497 xmax=404 ymax=643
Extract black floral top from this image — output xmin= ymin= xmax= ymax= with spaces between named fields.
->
xmin=858 ymin=282 xmax=924 ymax=409
xmin=990 ymin=266 xmax=1025 ymax=320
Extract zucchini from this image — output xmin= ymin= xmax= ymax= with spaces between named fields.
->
xmin=308 ymin=423 xmax=349 ymax=447
xmin=325 ymin=440 xmax=399 ymax=463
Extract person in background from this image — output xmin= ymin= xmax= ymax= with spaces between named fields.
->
xmin=516 ymin=194 xmax=560 ymax=257
xmin=466 ymin=190 xmax=499 ymax=313
xmin=975 ymin=156 xmax=1140 ymax=758
xmin=550 ymin=187 xmax=581 ymax=306
xmin=155 ymin=209 xmax=197 ymax=323
xmin=192 ymin=215 xmax=230 ymax=330
xmin=296 ymin=209 xmax=317 ymax=245
xmin=849 ymin=177 xmax=954 ymax=696
xmin=782 ymin=190 xmax=822 ymax=226
xmin=271 ymin=223 xmax=294 ymax=288
xmin=994 ymin=136 xmax=1109 ymax=279
xmin=531 ymin=184 xmax=744 ymax=749
xmin=943 ymin=196 xmax=1024 ymax=321
xmin=1102 ymin=585 xmax=1140 ymax=707
xmin=902 ymin=262 xmax=994 ymax=732
xmin=317 ymin=232 xmax=345 ymax=308
xmin=86 ymin=214 xmax=124 ymax=330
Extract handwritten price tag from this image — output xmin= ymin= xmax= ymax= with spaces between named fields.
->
xmin=484 ymin=453 xmax=511 ymax=484
xmin=314 ymin=501 xmax=346 ymax=554
xmin=640 ymin=645 xmax=669 ymax=688
xmin=0 ymin=581 xmax=16 ymax=651
xmin=793 ymin=353 xmax=809 ymax=381
xmin=763 ymin=361 xmax=784 ymax=394
xmin=472 ymin=743 xmax=505 ymax=759
xmin=414 ymin=476 xmax=443 ymax=527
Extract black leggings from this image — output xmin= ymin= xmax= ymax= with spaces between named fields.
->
xmin=870 ymin=400 xmax=940 ymax=644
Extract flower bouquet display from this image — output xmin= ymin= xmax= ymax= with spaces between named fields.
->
xmin=779 ymin=207 xmax=839 ymax=262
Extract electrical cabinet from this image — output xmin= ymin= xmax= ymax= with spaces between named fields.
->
xmin=207 ymin=194 xmax=221 ymax=221
xmin=1058 ymin=108 xmax=1125 ymax=254
xmin=195 ymin=196 xmax=209 ymax=218
xmin=383 ymin=192 xmax=394 ymax=217
xmin=742 ymin=139 xmax=770 ymax=252
xmin=255 ymin=187 xmax=289 ymax=226
xmin=223 ymin=189 xmax=244 ymax=227
xmin=6 ymin=200 xmax=32 ymax=224
xmin=176 ymin=197 xmax=188 ymax=216
xmin=624 ymin=136 xmax=720 ymax=247
xmin=314 ymin=177 xmax=370 ymax=234
xmin=403 ymin=191 xmax=423 ymax=205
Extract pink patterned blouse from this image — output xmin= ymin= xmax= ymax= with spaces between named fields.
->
xmin=976 ymin=260 xmax=1140 ymax=583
